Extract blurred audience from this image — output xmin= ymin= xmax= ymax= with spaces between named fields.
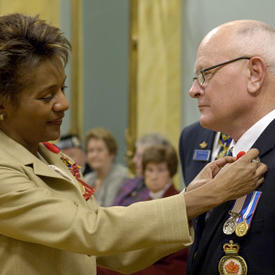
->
xmin=84 ymin=128 xmax=128 ymax=206
xmin=143 ymin=145 xmax=178 ymax=199
xmin=58 ymin=134 xmax=92 ymax=176
xmin=113 ymin=132 xmax=171 ymax=206
xmin=97 ymin=144 xmax=188 ymax=275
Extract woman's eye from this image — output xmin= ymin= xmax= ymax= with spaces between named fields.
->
xmin=40 ymin=95 xmax=54 ymax=102
xmin=61 ymin=85 xmax=68 ymax=92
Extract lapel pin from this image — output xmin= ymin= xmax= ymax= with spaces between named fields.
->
xmin=199 ymin=141 xmax=208 ymax=149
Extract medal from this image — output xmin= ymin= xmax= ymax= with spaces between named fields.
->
xmin=218 ymin=240 xmax=247 ymax=275
xmin=223 ymin=211 xmax=240 ymax=235
xmin=235 ymin=219 xmax=249 ymax=237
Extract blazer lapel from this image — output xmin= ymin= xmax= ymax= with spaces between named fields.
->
xmin=0 ymin=130 xmax=73 ymax=183
xmin=31 ymin=157 xmax=67 ymax=181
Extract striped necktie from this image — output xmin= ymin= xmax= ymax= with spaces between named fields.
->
xmin=216 ymin=133 xmax=232 ymax=159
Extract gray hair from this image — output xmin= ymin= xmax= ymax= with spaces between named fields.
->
xmin=136 ymin=132 xmax=171 ymax=149
xmin=233 ymin=21 xmax=275 ymax=75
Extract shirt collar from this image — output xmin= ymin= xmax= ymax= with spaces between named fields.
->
xmin=149 ymin=182 xmax=172 ymax=199
xmin=232 ymin=109 xmax=275 ymax=156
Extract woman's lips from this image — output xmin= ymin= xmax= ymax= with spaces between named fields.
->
xmin=48 ymin=118 xmax=63 ymax=125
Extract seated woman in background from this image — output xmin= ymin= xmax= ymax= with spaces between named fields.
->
xmin=84 ymin=128 xmax=128 ymax=206
xmin=113 ymin=132 xmax=171 ymax=206
xmin=143 ymin=144 xmax=179 ymax=200
xmin=98 ymin=144 xmax=188 ymax=275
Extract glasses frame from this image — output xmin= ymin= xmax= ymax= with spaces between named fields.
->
xmin=193 ymin=56 xmax=251 ymax=86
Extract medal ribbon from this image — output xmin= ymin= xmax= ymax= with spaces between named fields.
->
xmin=236 ymin=191 xmax=262 ymax=226
xmin=61 ymin=154 xmax=95 ymax=200
xmin=230 ymin=191 xmax=262 ymax=228
xmin=229 ymin=151 xmax=262 ymax=230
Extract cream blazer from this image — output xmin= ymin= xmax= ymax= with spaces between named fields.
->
xmin=0 ymin=130 xmax=193 ymax=275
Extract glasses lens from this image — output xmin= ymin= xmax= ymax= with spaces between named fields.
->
xmin=197 ymin=73 xmax=204 ymax=86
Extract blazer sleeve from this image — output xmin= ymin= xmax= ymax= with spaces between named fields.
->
xmin=0 ymin=162 xmax=193 ymax=269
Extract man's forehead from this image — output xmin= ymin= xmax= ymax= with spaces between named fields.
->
xmin=194 ymin=48 xmax=223 ymax=70
xmin=194 ymin=29 xmax=235 ymax=70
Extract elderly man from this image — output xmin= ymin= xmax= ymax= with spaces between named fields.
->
xmin=187 ymin=20 xmax=275 ymax=274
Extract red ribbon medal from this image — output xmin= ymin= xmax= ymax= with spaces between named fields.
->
xmin=43 ymin=142 xmax=95 ymax=200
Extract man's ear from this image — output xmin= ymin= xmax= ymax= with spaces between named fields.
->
xmin=247 ymin=56 xmax=266 ymax=95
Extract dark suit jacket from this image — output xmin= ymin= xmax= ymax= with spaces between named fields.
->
xmin=186 ymin=119 xmax=275 ymax=274
xmin=179 ymin=122 xmax=216 ymax=274
xmin=179 ymin=121 xmax=216 ymax=185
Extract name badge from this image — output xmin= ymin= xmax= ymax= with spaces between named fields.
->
xmin=193 ymin=149 xmax=211 ymax=161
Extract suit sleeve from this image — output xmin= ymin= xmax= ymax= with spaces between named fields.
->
xmin=0 ymin=163 xmax=193 ymax=271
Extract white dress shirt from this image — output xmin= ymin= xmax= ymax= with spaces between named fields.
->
xmin=232 ymin=109 xmax=275 ymax=156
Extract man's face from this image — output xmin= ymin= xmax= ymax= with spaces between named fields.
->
xmin=188 ymin=31 xmax=251 ymax=134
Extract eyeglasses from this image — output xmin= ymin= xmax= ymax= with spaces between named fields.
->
xmin=193 ymin=56 xmax=250 ymax=86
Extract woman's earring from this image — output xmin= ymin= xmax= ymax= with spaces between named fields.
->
xmin=0 ymin=114 xmax=4 ymax=121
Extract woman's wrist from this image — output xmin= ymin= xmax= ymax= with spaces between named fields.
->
xmin=184 ymin=180 xmax=221 ymax=220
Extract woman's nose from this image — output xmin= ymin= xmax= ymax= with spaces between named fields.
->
xmin=54 ymin=91 xmax=70 ymax=112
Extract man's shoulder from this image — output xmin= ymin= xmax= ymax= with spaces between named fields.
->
xmin=181 ymin=121 xmax=214 ymax=138
xmin=179 ymin=122 xmax=216 ymax=151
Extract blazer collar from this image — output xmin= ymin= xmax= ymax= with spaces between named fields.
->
xmin=0 ymin=130 xmax=70 ymax=181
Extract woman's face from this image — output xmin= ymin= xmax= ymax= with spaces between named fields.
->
xmin=0 ymin=58 xmax=69 ymax=151
xmin=87 ymin=138 xmax=114 ymax=171
xmin=144 ymin=162 xmax=171 ymax=193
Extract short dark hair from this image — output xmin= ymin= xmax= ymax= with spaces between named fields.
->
xmin=0 ymin=13 xmax=71 ymax=104
xmin=58 ymin=134 xmax=82 ymax=150
xmin=142 ymin=145 xmax=178 ymax=177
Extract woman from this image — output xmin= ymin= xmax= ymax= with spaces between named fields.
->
xmin=84 ymin=128 xmax=128 ymax=206
xmin=113 ymin=132 xmax=170 ymax=206
xmin=0 ymin=13 xmax=266 ymax=275
xmin=141 ymin=144 xmax=188 ymax=275
xmin=99 ymin=144 xmax=188 ymax=275
xmin=143 ymin=144 xmax=179 ymax=199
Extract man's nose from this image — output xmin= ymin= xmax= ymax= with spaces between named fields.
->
xmin=189 ymin=80 xmax=204 ymax=98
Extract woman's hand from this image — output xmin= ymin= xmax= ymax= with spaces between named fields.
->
xmin=186 ymin=155 xmax=235 ymax=192
xmin=184 ymin=148 xmax=267 ymax=220
xmin=210 ymin=148 xmax=267 ymax=202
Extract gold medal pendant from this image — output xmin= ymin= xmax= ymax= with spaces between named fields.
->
xmin=218 ymin=240 xmax=247 ymax=275
xmin=235 ymin=220 xmax=249 ymax=237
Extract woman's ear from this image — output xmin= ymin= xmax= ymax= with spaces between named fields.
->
xmin=247 ymin=56 xmax=266 ymax=95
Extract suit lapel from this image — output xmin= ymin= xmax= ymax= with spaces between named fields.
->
xmin=187 ymin=129 xmax=216 ymax=184
xmin=187 ymin=130 xmax=217 ymax=273
xmin=192 ymin=120 xmax=275 ymax=272
xmin=252 ymin=119 xmax=275 ymax=157
xmin=194 ymin=201 xmax=232 ymax=262
xmin=195 ymin=128 xmax=216 ymax=163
